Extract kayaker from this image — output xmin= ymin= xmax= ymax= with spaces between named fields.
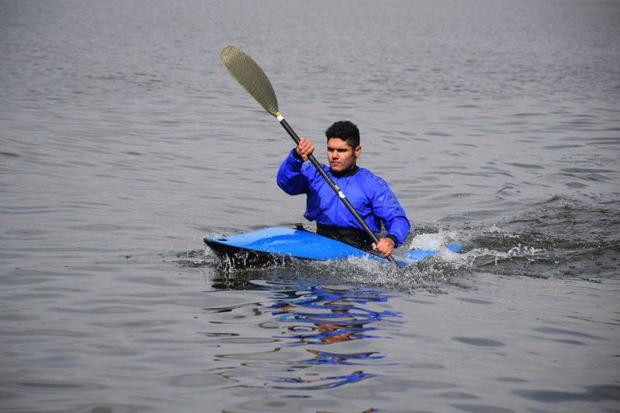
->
xmin=277 ymin=120 xmax=411 ymax=257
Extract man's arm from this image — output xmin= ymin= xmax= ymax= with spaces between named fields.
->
xmin=369 ymin=176 xmax=411 ymax=257
xmin=276 ymin=138 xmax=315 ymax=195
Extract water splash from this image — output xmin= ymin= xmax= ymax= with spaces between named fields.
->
xmin=183 ymin=195 xmax=620 ymax=286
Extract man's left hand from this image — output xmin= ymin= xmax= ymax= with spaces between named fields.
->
xmin=372 ymin=237 xmax=395 ymax=257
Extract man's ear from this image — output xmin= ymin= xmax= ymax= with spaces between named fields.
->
xmin=354 ymin=145 xmax=362 ymax=157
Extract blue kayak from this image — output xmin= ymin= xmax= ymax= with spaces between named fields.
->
xmin=204 ymin=226 xmax=462 ymax=267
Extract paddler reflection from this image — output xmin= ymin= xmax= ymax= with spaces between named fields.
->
xmin=270 ymin=285 xmax=399 ymax=389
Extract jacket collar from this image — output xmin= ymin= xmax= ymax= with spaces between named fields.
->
xmin=331 ymin=165 xmax=360 ymax=178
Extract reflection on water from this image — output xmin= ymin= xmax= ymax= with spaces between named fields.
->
xmin=211 ymin=279 xmax=398 ymax=395
xmin=273 ymin=286 xmax=399 ymax=345
xmin=271 ymin=285 xmax=397 ymax=390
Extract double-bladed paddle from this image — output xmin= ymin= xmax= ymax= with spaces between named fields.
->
xmin=220 ymin=46 xmax=398 ymax=265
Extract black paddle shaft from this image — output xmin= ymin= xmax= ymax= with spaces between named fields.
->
xmin=278 ymin=118 xmax=398 ymax=265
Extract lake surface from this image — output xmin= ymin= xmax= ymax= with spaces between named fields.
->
xmin=1 ymin=0 xmax=619 ymax=412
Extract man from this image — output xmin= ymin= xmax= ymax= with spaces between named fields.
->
xmin=277 ymin=120 xmax=411 ymax=257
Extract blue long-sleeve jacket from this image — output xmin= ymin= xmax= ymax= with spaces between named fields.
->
xmin=277 ymin=149 xmax=411 ymax=246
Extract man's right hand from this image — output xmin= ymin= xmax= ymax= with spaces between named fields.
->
xmin=296 ymin=137 xmax=315 ymax=161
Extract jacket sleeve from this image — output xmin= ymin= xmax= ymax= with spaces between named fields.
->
xmin=277 ymin=149 xmax=309 ymax=195
xmin=370 ymin=176 xmax=411 ymax=247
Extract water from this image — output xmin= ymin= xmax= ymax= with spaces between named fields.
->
xmin=1 ymin=0 xmax=619 ymax=411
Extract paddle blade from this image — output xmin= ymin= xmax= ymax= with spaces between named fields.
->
xmin=220 ymin=46 xmax=279 ymax=117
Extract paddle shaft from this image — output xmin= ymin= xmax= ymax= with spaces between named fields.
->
xmin=278 ymin=116 xmax=398 ymax=265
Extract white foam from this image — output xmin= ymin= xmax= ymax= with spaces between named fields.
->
xmin=409 ymin=231 xmax=459 ymax=249
xmin=408 ymin=231 xmax=463 ymax=263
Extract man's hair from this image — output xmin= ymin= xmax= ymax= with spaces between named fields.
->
xmin=325 ymin=121 xmax=360 ymax=148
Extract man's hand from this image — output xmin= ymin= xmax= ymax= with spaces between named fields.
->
xmin=296 ymin=137 xmax=315 ymax=161
xmin=373 ymin=237 xmax=395 ymax=257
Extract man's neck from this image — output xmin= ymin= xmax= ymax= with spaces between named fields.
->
xmin=331 ymin=165 xmax=359 ymax=177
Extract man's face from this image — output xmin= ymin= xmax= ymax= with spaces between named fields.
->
xmin=327 ymin=137 xmax=361 ymax=173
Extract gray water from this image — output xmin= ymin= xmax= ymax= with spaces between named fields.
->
xmin=1 ymin=0 xmax=620 ymax=412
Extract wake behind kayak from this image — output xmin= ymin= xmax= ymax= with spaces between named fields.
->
xmin=204 ymin=226 xmax=462 ymax=268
